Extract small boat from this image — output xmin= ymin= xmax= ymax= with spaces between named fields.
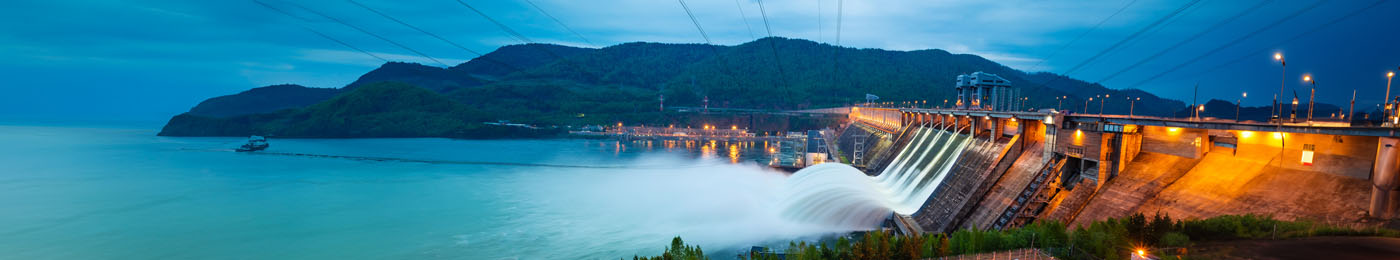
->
xmin=236 ymin=136 xmax=269 ymax=152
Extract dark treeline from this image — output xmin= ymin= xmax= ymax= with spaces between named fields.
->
xmin=634 ymin=213 xmax=1399 ymax=260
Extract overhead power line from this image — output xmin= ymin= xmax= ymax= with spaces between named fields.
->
xmin=830 ymin=0 xmax=843 ymax=81
xmin=252 ymin=1 xmax=388 ymax=62
xmin=522 ymin=0 xmax=596 ymax=47
xmin=1028 ymin=0 xmax=1139 ymax=73
xmin=1057 ymin=0 xmax=1202 ymax=77
xmin=1094 ymin=0 xmax=1275 ymax=84
xmin=1159 ymin=0 xmax=1388 ymax=94
xmin=677 ymin=0 xmax=715 ymax=48
xmin=734 ymin=0 xmax=756 ymax=40
xmin=453 ymin=0 xmax=599 ymax=82
xmin=258 ymin=0 xmax=452 ymax=67
xmin=1121 ymin=0 xmax=1328 ymax=88
xmin=756 ymin=0 xmax=792 ymax=103
xmin=344 ymin=0 xmax=523 ymax=73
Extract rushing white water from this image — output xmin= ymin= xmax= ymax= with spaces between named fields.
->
xmin=776 ymin=126 xmax=978 ymax=229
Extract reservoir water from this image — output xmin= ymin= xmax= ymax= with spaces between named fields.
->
xmin=0 ymin=125 xmax=856 ymax=259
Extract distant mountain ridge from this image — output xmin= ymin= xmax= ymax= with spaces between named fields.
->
xmin=186 ymin=84 xmax=340 ymax=118
xmin=165 ymin=37 xmax=1322 ymax=138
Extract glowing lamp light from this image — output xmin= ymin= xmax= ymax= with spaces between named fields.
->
xmin=1303 ymin=75 xmax=1312 ymax=82
xmin=1390 ymin=71 xmax=1396 ymax=78
xmin=1273 ymin=132 xmax=1285 ymax=139
xmin=1274 ymin=53 xmax=1282 ymax=61
xmin=1167 ymin=127 xmax=1181 ymax=133
xmin=1239 ymin=131 xmax=1253 ymax=138
xmin=1137 ymin=249 xmax=1146 ymax=257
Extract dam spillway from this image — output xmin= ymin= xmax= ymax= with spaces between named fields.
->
xmin=830 ymin=106 xmax=1400 ymax=235
xmin=778 ymin=124 xmax=1012 ymax=231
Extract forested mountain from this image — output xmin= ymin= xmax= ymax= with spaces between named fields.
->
xmin=164 ymin=37 xmax=1281 ymax=138
xmin=185 ymin=84 xmax=340 ymax=118
xmin=161 ymin=82 xmax=556 ymax=138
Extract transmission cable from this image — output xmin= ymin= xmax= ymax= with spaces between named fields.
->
xmin=677 ymin=0 xmax=744 ymax=95
xmin=1034 ymin=0 xmax=1200 ymax=91
xmin=453 ymin=0 xmax=600 ymax=82
xmin=1094 ymin=0 xmax=1275 ymax=84
xmin=1120 ymin=0 xmax=1328 ymax=89
xmin=345 ymin=0 xmax=523 ymax=73
xmin=252 ymin=1 xmax=388 ymax=62
xmin=1027 ymin=0 xmax=1139 ymax=73
xmin=1057 ymin=0 xmax=1202 ymax=78
xmin=522 ymin=0 xmax=596 ymax=47
xmin=734 ymin=0 xmax=756 ymax=40
xmin=257 ymin=0 xmax=452 ymax=67
xmin=1153 ymin=0 xmax=1387 ymax=93
xmin=756 ymin=0 xmax=792 ymax=104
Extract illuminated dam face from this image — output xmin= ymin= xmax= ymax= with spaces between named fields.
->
xmin=778 ymin=126 xmax=983 ymax=228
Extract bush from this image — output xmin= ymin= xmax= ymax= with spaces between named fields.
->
xmin=650 ymin=214 xmax=1399 ymax=260
xmin=1159 ymin=232 xmax=1191 ymax=247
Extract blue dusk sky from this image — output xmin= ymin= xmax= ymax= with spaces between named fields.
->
xmin=1 ymin=0 xmax=1397 ymax=122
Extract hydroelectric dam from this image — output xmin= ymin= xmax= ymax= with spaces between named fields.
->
xmin=787 ymin=105 xmax=1400 ymax=234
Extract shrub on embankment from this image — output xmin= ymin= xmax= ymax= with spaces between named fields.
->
xmin=635 ymin=213 xmax=1400 ymax=260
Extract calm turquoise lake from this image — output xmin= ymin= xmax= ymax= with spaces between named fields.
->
xmin=0 ymin=125 xmax=848 ymax=259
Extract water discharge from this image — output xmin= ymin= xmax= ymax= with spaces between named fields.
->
xmin=776 ymin=126 xmax=976 ymax=229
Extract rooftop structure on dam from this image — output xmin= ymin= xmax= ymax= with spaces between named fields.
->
xmin=955 ymin=72 xmax=1016 ymax=111
xmin=838 ymin=106 xmax=1400 ymax=233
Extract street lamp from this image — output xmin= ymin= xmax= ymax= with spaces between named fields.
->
xmin=1100 ymin=94 xmax=1109 ymax=115
xmin=1198 ymin=104 xmax=1205 ymax=120
xmin=1084 ymin=97 xmax=1093 ymax=115
xmin=1304 ymin=75 xmax=1316 ymax=123
xmin=1387 ymin=71 xmax=1395 ymax=126
xmin=1237 ymin=92 xmax=1247 ymax=122
xmin=1275 ymin=53 xmax=1285 ymax=125
xmin=1129 ymin=97 xmax=1140 ymax=118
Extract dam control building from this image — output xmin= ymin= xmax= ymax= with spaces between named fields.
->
xmin=955 ymin=72 xmax=1017 ymax=111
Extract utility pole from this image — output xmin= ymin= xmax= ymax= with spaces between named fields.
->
xmin=1084 ymin=97 xmax=1093 ymax=115
xmin=1305 ymin=75 xmax=1316 ymax=123
xmin=1237 ymin=92 xmax=1246 ymax=122
xmin=1275 ymin=53 xmax=1286 ymax=166
xmin=1129 ymin=97 xmax=1139 ymax=118
xmin=1349 ymin=89 xmax=1355 ymax=123
xmin=1192 ymin=83 xmax=1199 ymax=121
xmin=1100 ymin=94 xmax=1108 ymax=116
xmin=1387 ymin=70 xmax=1396 ymax=126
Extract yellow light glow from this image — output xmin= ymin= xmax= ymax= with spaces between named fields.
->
xmin=1390 ymin=72 xmax=1396 ymax=78
xmin=1239 ymin=131 xmax=1253 ymax=138
xmin=1273 ymin=132 xmax=1284 ymax=139
xmin=1274 ymin=53 xmax=1282 ymax=60
xmin=731 ymin=125 xmax=737 ymax=130
xmin=1075 ymin=129 xmax=1082 ymax=136
xmin=1168 ymin=127 xmax=1181 ymax=133
xmin=1304 ymin=75 xmax=1312 ymax=82
xmin=1137 ymin=249 xmax=1146 ymax=257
